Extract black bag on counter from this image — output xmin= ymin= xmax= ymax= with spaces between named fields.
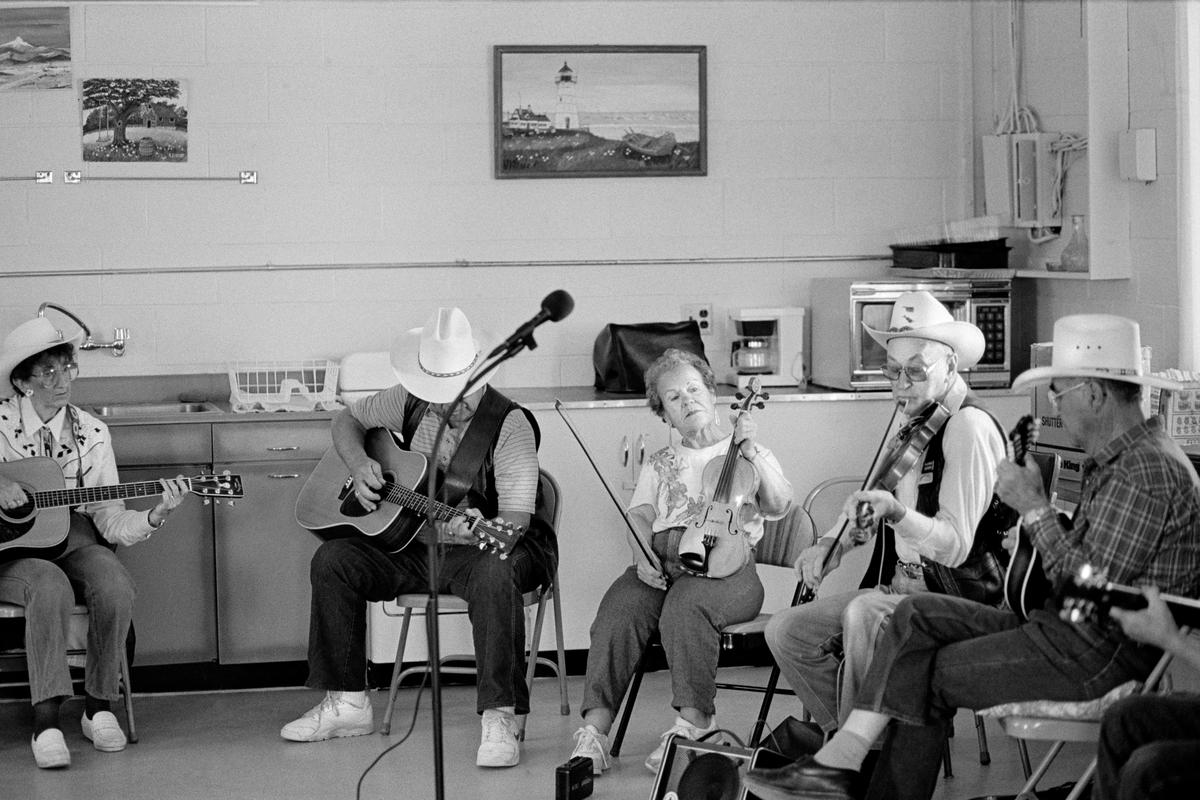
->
xmin=593 ymin=320 xmax=708 ymax=394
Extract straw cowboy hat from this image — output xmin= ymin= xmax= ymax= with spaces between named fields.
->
xmin=390 ymin=307 xmax=498 ymax=404
xmin=0 ymin=317 xmax=86 ymax=398
xmin=863 ymin=290 xmax=985 ymax=369
xmin=1011 ymin=314 xmax=1180 ymax=392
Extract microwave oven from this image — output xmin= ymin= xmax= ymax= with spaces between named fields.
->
xmin=809 ymin=277 xmax=1033 ymax=391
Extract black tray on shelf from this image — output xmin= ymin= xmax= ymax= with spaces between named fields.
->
xmin=890 ymin=238 xmax=1010 ymax=270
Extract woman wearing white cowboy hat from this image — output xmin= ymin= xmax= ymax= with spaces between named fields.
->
xmin=747 ymin=313 xmax=1200 ymax=800
xmin=283 ymin=307 xmax=555 ymax=770
xmin=0 ymin=316 xmax=191 ymax=769
xmin=754 ymin=290 xmax=1010 ymax=762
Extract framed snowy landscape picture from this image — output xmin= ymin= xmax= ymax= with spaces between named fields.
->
xmin=0 ymin=6 xmax=71 ymax=91
xmin=493 ymin=45 xmax=706 ymax=179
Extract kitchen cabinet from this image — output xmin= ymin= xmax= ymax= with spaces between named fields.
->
xmin=110 ymin=425 xmax=218 ymax=666
xmin=212 ymin=421 xmax=329 ymax=664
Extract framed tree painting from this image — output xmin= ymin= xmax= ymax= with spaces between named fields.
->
xmin=494 ymin=45 xmax=706 ymax=179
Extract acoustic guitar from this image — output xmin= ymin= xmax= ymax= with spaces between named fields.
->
xmin=1060 ymin=563 xmax=1200 ymax=629
xmin=0 ymin=458 xmax=244 ymax=562
xmin=294 ymin=427 xmax=524 ymax=557
xmin=1003 ymin=414 xmax=1056 ymax=621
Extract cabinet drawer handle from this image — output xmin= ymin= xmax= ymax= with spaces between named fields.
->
xmin=266 ymin=446 xmax=300 ymax=451
xmin=268 ymin=473 xmax=301 ymax=479
xmin=636 ymin=434 xmax=647 ymax=467
xmin=620 ymin=436 xmax=630 ymax=468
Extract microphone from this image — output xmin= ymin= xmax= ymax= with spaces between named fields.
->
xmin=489 ymin=290 xmax=574 ymax=356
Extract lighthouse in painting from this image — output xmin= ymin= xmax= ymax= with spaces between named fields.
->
xmin=553 ymin=61 xmax=578 ymax=131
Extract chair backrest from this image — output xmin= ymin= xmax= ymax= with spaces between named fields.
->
xmin=802 ymin=476 xmax=863 ymax=538
xmin=538 ymin=468 xmax=562 ymax=531
xmin=755 ymin=504 xmax=816 ymax=569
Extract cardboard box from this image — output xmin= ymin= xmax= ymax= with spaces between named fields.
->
xmin=1150 ymin=379 xmax=1200 ymax=447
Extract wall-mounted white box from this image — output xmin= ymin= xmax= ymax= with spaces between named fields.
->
xmin=1118 ymin=128 xmax=1157 ymax=182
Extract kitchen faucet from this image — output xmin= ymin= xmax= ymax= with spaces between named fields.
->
xmin=37 ymin=301 xmax=128 ymax=357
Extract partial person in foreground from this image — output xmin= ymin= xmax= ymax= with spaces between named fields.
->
xmin=281 ymin=307 xmax=556 ymax=769
xmin=568 ymin=348 xmax=794 ymax=776
xmin=1095 ymin=586 xmax=1200 ymax=800
xmin=743 ymin=314 xmax=1200 ymax=800
xmin=764 ymin=291 xmax=1011 ymax=735
xmin=0 ymin=317 xmax=190 ymax=769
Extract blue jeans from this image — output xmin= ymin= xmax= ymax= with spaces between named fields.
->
xmin=0 ymin=544 xmax=135 ymax=705
xmin=304 ymin=535 xmax=553 ymax=714
xmin=1096 ymin=693 xmax=1200 ymax=800
xmin=855 ymin=593 xmax=1160 ymax=800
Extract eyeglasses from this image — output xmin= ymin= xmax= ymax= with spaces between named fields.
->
xmin=880 ymin=359 xmax=941 ymax=384
xmin=29 ymin=362 xmax=79 ymax=388
xmin=1047 ymin=381 xmax=1088 ymax=412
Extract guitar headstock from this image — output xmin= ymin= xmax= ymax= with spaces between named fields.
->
xmin=1008 ymin=414 xmax=1040 ymax=467
xmin=473 ymin=517 xmax=526 ymax=559
xmin=189 ymin=473 xmax=245 ymax=505
xmin=733 ymin=376 xmax=768 ymax=412
xmin=1059 ymin=563 xmax=1133 ymax=626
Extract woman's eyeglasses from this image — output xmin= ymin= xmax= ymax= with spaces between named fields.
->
xmin=1047 ymin=381 xmax=1088 ymax=412
xmin=29 ymin=363 xmax=79 ymax=388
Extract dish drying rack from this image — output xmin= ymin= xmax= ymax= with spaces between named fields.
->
xmin=228 ymin=360 xmax=344 ymax=413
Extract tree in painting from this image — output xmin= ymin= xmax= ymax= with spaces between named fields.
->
xmin=81 ymin=78 xmax=188 ymax=162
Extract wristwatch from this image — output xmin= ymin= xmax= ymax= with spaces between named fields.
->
xmin=1021 ymin=505 xmax=1054 ymax=527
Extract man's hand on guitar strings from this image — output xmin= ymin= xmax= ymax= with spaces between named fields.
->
xmin=350 ymin=459 xmax=385 ymax=511
xmin=995 ymin=459 xmax=1049 ymax=516
xmin=0 ymin=474 xmax=27 ymax=510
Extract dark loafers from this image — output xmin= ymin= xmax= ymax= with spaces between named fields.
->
xmin=742 ymin=755 xmax=859 ymax=800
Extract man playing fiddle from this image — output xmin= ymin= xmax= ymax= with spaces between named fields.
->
xmin=764 ymin=290 xmax=1011 ymax=737
xmin=745 ymin=314 xmax=1200 ymax=800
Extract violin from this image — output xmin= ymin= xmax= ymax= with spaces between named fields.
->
xmin=677 ymin=378 xmax=767 ymax=579
xmin=799 ymin=399 xmax=952 ymax=602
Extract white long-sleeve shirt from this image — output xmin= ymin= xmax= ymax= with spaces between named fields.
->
xmin=0 ymin=395 xmax=156 ymax=547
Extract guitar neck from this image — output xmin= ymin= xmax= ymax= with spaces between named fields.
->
xmin=34 ymin=478 xmax=189 ymax=509
xmin=380 ymin=481 xmax=468 ymax=525
xmin=1081 ymin=581 xmax=1200 ymax=629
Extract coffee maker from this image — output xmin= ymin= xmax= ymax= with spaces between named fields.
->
xmin=727 ymin=307 xmax=806 ymax=388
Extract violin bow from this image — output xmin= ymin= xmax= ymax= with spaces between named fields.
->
xmin=553 ymin=399 xmax=667 ymax=581
xmin=799 ymin=400 xmax=905 ymax=602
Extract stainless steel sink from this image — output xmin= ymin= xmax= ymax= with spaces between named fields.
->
xmin=86 ymin=401 xmax=222 ymax=417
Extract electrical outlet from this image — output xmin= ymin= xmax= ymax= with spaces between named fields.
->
xmin=682 ymin=303 xmax=714 ymax=336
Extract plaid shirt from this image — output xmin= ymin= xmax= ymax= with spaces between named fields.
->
xmin=1027 ymin=416 xmax=1200 ymax=598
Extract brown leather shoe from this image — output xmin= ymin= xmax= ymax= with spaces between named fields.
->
xmin=742 ymin=755 xmax=859 ymax=800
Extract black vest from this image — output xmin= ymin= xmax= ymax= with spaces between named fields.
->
xmin=859 ymin=396 xmax=1015 ymax=605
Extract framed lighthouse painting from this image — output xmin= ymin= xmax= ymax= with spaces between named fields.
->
xmin=493 ymin=45 xmax=706 ymax=179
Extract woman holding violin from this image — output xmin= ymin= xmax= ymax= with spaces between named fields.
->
xmin=764 ymin=291 xmax=1012 ymax=737
xmin=568 ymin=348 xmax=794 ymax=776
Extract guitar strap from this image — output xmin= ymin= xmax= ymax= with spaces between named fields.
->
xmin=400 ymin=388 xmax=511 ymax=510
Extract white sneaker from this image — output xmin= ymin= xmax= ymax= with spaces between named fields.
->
xmin=81 ymin=710 xmax=127 ymax=752
xmin=570 ymin=724 xmax=611 ymax=774
xmin=645 ymin=716 xmax=719 ymax=773
xmin=31 ymin=728 xmax=70 ymax=769
xmin=280 ymin=692 xmax=374 ymax=742
xmin=476 ymin=708 xmax=520 ymax=768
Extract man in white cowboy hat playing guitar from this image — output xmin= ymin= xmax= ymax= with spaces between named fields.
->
xmin=762 ymin=291 xmax=1012 ymax=739
xmin=281 ymin=308 xmax=554 ymax=769
xmin=745 ymin=314 xmax=1200 ymax=800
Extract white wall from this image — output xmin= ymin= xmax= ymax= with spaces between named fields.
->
xmin=0 ymin=1 xmax=973 ymax=386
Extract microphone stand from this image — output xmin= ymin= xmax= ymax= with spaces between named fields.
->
xmin=422 ymin=330 xmax=541 ymax=800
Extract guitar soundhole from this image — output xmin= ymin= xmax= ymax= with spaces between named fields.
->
xmin=338 ymin=494 xmax=371 ymax=519
xmin=0 ymin=499 xmax=37 ymax=543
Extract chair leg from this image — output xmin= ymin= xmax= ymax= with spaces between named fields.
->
xmin=119 ymin=647 xmax=137 ymax=744
xmin=1064 ymin=758 xmax=1097 ymax=800
xmin=942 ymin=735 xmax=953 ymax=778
xmin=610 ymin=644 xmax=652 ymax=758
xmin=551 ymin=586 xmax=569 ymax=716
xmin=974 ymin=712 xmax=990 ymax=766
xmin=749 ymin=664 xmax=782 ymax=747
xmin=1017 ymin=738 xmax=1032 ymax=779
xmin=1014 ymin=740 xmax=1066 ymax=798
xmin=380 ymin=609 xmax=414 ymax=736
xmin=519 ymin=593 xmax=552 ymax=741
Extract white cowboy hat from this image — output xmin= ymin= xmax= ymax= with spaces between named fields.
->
xmin=0 ymin=317 xmax=86 ymax=398
xmin=1011 ymin=314 xmax=1180 ymax=392
xmin=390 ymin=307 xmax=498 ymax=404
xmin=863 ymin=290 xmax=985 ymax=369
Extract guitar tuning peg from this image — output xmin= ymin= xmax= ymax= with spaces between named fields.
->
xmin=499 ymin=553 xmax=509 ymax=560
xmin=734 ymin=390 xmax=745 ymax=400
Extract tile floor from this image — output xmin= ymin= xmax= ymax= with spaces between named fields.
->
xmin=0 ymin=667 xmax=1094 ymax=800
